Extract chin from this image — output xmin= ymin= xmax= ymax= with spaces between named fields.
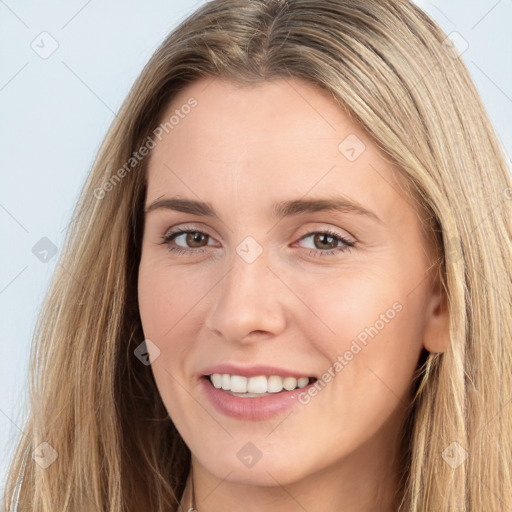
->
xmin=192 ymin=440 xmax=320 ymax=487
xmin=206 ymin=459 xmax=307 ymax=487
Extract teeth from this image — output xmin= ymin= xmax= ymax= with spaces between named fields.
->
xmin=247 ymin=375 xmax=267 ymax=393
xmin=283 ymin=377 xmax=297 ymax=391
xmin=210 ymin=373 xmax=223 ymax=388
xmin=230 ymin=375 xmax=248 ymax=393
xmin=297 ymin=377 xmax=309 ymax=388
xmin=267 ymin=376 xmax=283 ymax=393
xmin=209 ymin=374 xmax=311 ymax=393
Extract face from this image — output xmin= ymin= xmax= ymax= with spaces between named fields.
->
xmin=137 ymin=77 xmax=447 ymax=488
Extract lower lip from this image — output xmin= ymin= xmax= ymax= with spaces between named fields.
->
xmin=199 ymin=377 xmax=316 ymax=421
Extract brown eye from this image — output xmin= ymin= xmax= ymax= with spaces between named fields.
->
xmin=296 ymin=230 xmax=356 ymax=259
xmin=312 ymin=233 xmax=339 ymax=250
xmin=160 ymin=228 xmax=215 ymax=254
xmin=183 ymin=232 xmax=209 ymax=248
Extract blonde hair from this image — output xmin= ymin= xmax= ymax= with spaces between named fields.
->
xmin=4 ymin=1 xmax=512 ymax=510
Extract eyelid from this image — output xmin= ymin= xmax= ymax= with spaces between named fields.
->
xmin=295 ymin=224 xmax=355 ymax=243
xmin=161 ymin=223 xmax=217 ymax=240
xmin=160 ymin=226 xmax=218 ymax=247
xmin=161 ymin=223 xmax=354 ymax=242
xmin=159 ymin=223 xmax=356 ymax=259
xmin=162 ymin=221 xmax=214 ymax=235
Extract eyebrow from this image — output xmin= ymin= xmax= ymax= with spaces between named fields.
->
xmin=144 ymin=195 xmax=382 ymax=224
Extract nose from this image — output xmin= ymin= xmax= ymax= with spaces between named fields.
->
xmin=204 ymin=244 xmax=288 ymax=345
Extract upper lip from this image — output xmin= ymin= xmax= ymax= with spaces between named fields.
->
xmin=200 ymin=363 xmax=315 ymax=379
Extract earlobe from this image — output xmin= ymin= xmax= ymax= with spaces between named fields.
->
xmin=422 ymin=280 xmax=450 ymax=354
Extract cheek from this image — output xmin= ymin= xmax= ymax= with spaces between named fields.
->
xmin=291 ymin=267 xmax=426 ymax=414
xmin=137 ymin=261 xmax=218 ymax=402
xmin=137 ymin=267 xmax=189 ymax=424
xmin=293 ymin=265 xmax=424 ymax=348
xmin=138 ymin=260 xmax=212 ymax=340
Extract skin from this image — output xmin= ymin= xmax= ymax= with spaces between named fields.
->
xmin=137 ymin=76 xmax=449 ymax=512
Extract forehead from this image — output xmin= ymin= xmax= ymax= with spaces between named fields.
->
xmin=153 ymin=76 xmax=359 ymax=162
xmin=145 ymin=77 xmax=414 ymax=229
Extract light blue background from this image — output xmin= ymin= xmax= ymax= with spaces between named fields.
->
xmin=1 ymin=0 xmax=511 ymax=499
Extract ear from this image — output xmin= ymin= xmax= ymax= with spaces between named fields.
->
xmin=422 ymin=276 xmax=450 ymax=353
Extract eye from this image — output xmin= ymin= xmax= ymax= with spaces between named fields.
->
xmin=159 ymin=227 xmax=216 ymax=255
xmin=158 ymin=227 xmax=355 ymax=258
xmin=295 ymin=229 xmax=355 ymax=258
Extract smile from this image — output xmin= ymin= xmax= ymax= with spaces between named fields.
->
xmin=209 ymin=373 xmax=312 ymax=396
xmin=200 ymin=370 xmax=318 ymax=420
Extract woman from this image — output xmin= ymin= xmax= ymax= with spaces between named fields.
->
xmin=4 ymin=1 xmax=512 ymax=511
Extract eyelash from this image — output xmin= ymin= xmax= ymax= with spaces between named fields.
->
xmin=159 ymin=227 xmax=355 ymax=259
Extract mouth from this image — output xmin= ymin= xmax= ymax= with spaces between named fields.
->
xmin=205 ymin=373 xmax=317 ymax=397
xmin=198 ymin=364 xmax=319 ymax=419
xmin=200 ymin=374 xmax=318 ymax=420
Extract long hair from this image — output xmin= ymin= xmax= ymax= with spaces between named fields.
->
xmin=4 ymin=1 xmax=512 ymax=510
